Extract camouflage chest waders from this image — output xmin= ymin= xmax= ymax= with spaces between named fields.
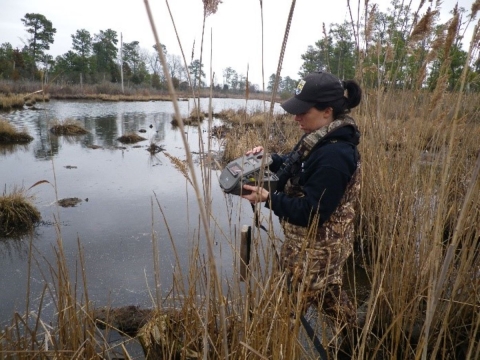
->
xmin=279 ymin=117 xmax=361 ymax=328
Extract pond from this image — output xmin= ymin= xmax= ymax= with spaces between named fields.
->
xmin=0 ymin=97 xmax=284 ymax=326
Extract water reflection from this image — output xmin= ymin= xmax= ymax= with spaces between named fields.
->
xmin=0 ymin=143 xmax=30 ymax=156
xmin=0 ymin=98 xmax=283 ymax=325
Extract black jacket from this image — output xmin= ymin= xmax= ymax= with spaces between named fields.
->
xmin=266 ymin=124 xmax=360 ymax=227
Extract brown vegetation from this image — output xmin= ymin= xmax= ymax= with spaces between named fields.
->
xmin=49 ymin=119 xmax=89 ymax=135
xmin=218 ymin=108 xmax=299 ymax=162
xmin=2 ymin=0 xmax=480 ymax=358
xmin=116 ymin=133 xmax=147 ymax=143
xmin=171 ymin=105 xmax=208 ymax=126
xmin=147 ymin=142 xmax=164 ymax=154
xmin=57 ymin=198 xmax=82 ymax=208
xmin=0 ymin=91 xmax=50 ymax=111
xmin=0 ymin=119 xmax=34 ymax=144
xmin=0 ymin=188 xmax=41 ymax=237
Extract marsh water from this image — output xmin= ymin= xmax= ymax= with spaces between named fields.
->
xmin=0 ymin=98 xmax=283 ymax=327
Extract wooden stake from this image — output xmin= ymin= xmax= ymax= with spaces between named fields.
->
xmin=240 ymin=225 xmax=251 ymax=282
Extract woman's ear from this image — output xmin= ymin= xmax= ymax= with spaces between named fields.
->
xmin=324 ymin=107 xmax=334 ymax=118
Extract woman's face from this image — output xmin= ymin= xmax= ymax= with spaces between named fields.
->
xmin=294 ymin=107 xmax=334 ymax=133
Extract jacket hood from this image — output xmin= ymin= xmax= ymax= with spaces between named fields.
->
xmin=324 ymin=123 xmax=360 ymax=146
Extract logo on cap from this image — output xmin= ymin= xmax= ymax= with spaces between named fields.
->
xmin=295 ymin=80 xmax=306 ymax=95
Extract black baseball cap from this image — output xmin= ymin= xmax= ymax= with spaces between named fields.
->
xmin=281 ymin=71 xmax=345 ymax=114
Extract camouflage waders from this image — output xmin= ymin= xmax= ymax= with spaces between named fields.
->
xmin=279 ymin=117 xmax=361 ymax=329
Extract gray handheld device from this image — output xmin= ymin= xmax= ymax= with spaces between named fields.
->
xmin=219 ymin=151 xmax=278 ymax=195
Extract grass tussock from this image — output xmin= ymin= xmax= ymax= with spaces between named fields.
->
xmin=0 ymin=119 xmax=33 ymax=144
xmin=24 ymin=92 xmax=50 ymax=106
xmin=147 ymin=142 xmax=164 ymax=154
xmin=0 ymin=188 xmax=41 ymax=237
xmin=0 ymin=92 xmax=50 ymax=111
xmin=0 ymin=94 xmax=25 ymax=111
xmin=171 ymin=106 xmax=207 ymax=126
xmin=49 ymin=119 xmax=89 ymax=136
xmin=117 ymin=132 xmax=147 ymax=144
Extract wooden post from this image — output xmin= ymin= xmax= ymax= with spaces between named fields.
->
xmin=240 ymin=225 xmax=251 ymax=282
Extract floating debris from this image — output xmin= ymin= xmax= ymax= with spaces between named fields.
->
xmin=57 ymin=197 xmax=82 ymax=208
xmin=87 ymin=144 xmax=103 ymax=150
xmin=147 ymin=143 xmax=165 ymax=154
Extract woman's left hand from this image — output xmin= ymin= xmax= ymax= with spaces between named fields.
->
xmin=241 ymin=184 xmax=269 ymax=204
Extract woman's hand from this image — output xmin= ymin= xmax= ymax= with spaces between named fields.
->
xmin=241 ymin=184 xmax=269 ymax=204
xmin=245 ymin=146 xmax=264 ymax=155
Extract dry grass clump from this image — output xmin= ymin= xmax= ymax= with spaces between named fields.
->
xmin=49 ymin=119 xmax=89 ymax=136
xmin=171 ymin=106 xmax=208 ymax=126
xmin=0 ymin=93 xmax=25 ymax=111
xmin=220 ymin=109 xmax=300 ymax=162
xmin=147 ymin=142 xmax=164 ymax=154
xmin=0 ymin=188 xmax=41 ymax=237
xmin=0 ymin=119 xmax=34 ymax=144
xmin=117 ymin=132 xmax=147 ymax=143
xmin=24 ymin=92 xmax=50 ymax=106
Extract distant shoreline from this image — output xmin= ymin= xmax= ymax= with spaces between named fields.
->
xmin=0 ymin=80 xmax=283 ymax=106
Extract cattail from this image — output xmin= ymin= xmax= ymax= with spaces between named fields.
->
xmin=471 ymin=0 xmax=480 ymax=19
xmin=164 ymin=152 xmax=192 ymax=185
xmin=385 ymin=44 xmax=394 ymax=62
xmin=444 ymin=10 xmax=460 ymax=54
xmin=430 ymin=28 xmax=446 ymax=54
xmin=365 ymin=3 xmax=377 ymax=43
xmin=410 ymin=8 xmax=438 ymax=40
xmin=203 ymin=0 xmax=222 ymax=17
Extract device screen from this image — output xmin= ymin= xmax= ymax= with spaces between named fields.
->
xmin=228 ymin=163 xmax=242 ymax=176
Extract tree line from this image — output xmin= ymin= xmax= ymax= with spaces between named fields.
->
xmin=0 ymin=13 xmax=319 ymax=95
xmin=0 ymin=13 xmax=262 ymax=92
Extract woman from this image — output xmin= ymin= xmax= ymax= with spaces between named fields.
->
xmin=242 ymin=71 xmax=362 ymax=330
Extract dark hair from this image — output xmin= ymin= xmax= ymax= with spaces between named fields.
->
xmin=314 ymin=79 xmax=362 ymax=118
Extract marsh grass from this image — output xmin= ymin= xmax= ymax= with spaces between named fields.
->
xmin=0 ymin=94 xmax=25 ymax=111
xmin=219 ymin=109 xmax=301 ymax=162
xmin=0 ymin=188 xmax=41 ymax=237
xmin=3 ymin=0 xmax=480 ymax=359
xmin=0 ymin=91 xmax=49 ymax=111
xmin=49 ymin=119 xmax=89 ymax=136
xmin=0 ymin=119 xmax=33 ymax=144
xmin=171 ymin=105 xmax=207 ymax=126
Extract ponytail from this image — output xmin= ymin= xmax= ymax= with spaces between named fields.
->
xmin=314 ymin=79 xmax=362 ymax=118
xmin=343 ymin=79 xmax=362 ymax=110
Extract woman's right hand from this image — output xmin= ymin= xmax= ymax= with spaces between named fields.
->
xmin=245 ymin=146 xmax=264 ymax=155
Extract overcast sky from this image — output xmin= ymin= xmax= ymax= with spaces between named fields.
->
xmin=0 ymin=0 xmax=475 ymax=87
